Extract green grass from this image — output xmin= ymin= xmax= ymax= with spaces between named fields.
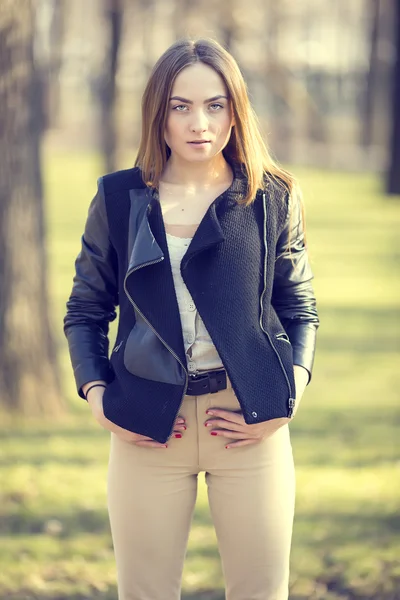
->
xmin=0 ymin=150 xmax=399 ymax=599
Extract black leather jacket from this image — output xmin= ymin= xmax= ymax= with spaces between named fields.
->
xmin=64 ymin=165 xmax=319 ymax=443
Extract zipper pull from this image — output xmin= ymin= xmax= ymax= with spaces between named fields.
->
xmin=113 ymin=340 xmax=123 ymax=353
xmin=288 ymin=397 xmax=295 ymax=418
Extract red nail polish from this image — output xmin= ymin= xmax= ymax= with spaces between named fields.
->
xmin=211 ymin=431 xmax=218 ymax=436
xmin=174 ymin=433 xmax=182 ymax=438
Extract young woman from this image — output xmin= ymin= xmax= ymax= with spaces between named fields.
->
xmin=64 ymin=37 xmax=319 ymax=600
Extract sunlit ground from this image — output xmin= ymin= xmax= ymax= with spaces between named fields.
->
xmin=0 ymin=149 xmax=399 ymax=599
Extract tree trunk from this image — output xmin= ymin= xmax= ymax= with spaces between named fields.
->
xmin=99 ymin=0 xmax=123 ymax=173
xmin=361 ymin=0 xmax=381 ymax=148
xmin=219 ymin=0 xmax=235 ymax=51
xmin=0 ymin=0 xmax=63 ymax=415
xmin=173 ymin=0 xmax=191 ymax=40
xmin=35 ymin=0 xmax=65 ymax=130
xmin=387 ymin=0 xmax=400 ymax=194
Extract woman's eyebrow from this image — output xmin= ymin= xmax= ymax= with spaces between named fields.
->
xmin=169 ymin=95 xmax=228 ymax=104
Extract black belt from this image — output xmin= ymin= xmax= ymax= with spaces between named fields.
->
xmin=186 ymin=368 xmax=227 ymax=395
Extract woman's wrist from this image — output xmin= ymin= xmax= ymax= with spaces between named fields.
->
xmin=86 ymin=387 xmax=106 ymax=419
xmin=82 ymin=380 xmax=107 ymax=399
xmin=293 ymin=365 xmax=309 ymax=401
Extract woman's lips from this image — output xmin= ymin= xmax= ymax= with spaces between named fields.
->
xmin=188 ymin=141 xmax=210 ymax=144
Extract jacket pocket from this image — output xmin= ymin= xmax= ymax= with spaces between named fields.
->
xmin=123 ymin=321 xmax=185 ymax=385
xmin=112 ymin=339 xmax=124 ymax=353
xmin=275 ymin=331 xmax=291 ymax=344
xmin=272 ymin=332 xmax=295 ymax=387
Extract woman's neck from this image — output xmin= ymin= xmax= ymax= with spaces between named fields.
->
xmin=160 ymin=154 xmax=233 ymax=188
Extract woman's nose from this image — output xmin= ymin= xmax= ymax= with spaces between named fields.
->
xmin=189 ymin=110 xmax=209 ymax=133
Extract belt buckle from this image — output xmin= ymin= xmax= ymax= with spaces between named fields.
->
xmin=187 ymin=371 xmax=210 ymax=395
xmin=189 ymin=371 xmax=206 ymax=380
xmin=186 ymin=369 xmax=226 ymax=395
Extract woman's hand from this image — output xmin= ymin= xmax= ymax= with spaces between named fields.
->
xmin=87 ymin=386 xmax=186 ymax=447
xmin=204 ymin=408 xmax=290 ymax=448
xmin=205 ymin=365 xmax=310 ymax=448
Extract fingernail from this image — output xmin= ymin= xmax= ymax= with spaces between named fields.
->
xmin=225 ymin=445 xmax=230 ymax=449
xmin=163 ymin=444 xmax=168 ymax=448
xmin=206 ymin=410 xmax=214 ymax=415
xmin=211 ymin=431 xmax=218 ymax=436
xmin=174 ymin=433 xmax=182 ymax=438
xmin=204 ymin=422 xmax=212 ymax=427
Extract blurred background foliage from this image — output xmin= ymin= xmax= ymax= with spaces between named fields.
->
xmin=0 ymin=0 xmax=399 ymax=599
xmin=34 ymin=0 xmax=399 ymax=177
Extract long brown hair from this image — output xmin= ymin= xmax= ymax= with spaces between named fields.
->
xmin=135 ymin=37 xmax=306 ymax=245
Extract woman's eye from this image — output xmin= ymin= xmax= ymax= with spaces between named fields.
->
xmin=172 ymin=103 xmax=224 ymax=112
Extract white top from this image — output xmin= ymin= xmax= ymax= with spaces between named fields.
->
xmin=165 ymin=232 xmax=224 ymax=375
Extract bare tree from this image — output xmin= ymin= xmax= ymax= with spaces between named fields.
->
xmin=99 ymin=0 xmax=123 ymax=173
xmin=35 ymin=0 xmax=65 ymax=130
xmin=387 ymin=0 xmax=400 ymax=194
xmin=140 ymin=0 xmax=157 ymax=76
xmin=362 ymin=0 xmax=381 ymax=148
xmin=173 ymin=0 xmax=191 ymax=40
xmin=0 ymin=0 xmax=62 ymax=415
xmin=263 ymin=2 xmax=327 ymax=162
xmin=218 ymin=0 xmax=236 ymax=51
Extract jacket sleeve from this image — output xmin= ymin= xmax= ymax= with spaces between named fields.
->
xmin=63 ymin=177 xmax=119 ymax=399
xmin=271 ymin=190 xmax=320 ymax=384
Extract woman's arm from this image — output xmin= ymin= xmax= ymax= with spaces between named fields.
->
xmin=64 ymin=178 xmax=119 ymax=400
xmin=271 ymin=189 xmax=320 ymax=386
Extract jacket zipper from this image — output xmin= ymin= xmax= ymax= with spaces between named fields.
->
xmin=259 ymin=192 xmax=295 ymax=418
xmin=123 ymin=257 xmax=189 ymax=425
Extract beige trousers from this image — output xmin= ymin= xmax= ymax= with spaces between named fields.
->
xmin=107 ymin=376 xmax=296 ymax=600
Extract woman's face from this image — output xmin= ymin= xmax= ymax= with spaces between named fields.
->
xmin=164 ymin=62 xmax=235 ymax=163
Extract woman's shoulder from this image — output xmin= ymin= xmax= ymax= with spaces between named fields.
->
xmin=257 ymin=171 xmax=290 ymax=215
xmin=261 ymin=171 xmax=290 ymax=199
xmin=100 ymin=166 xmax=147 ymax=196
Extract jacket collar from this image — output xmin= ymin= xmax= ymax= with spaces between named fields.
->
xmin=126 ymin=160 xmax=249 ymax=274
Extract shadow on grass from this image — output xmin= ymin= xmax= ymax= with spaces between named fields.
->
xmin=1 ymin=592 xmax=225 ymax=600
xmin=290 ymin=405 xmax=398 ymax=467
xmin=0 ymin=455 xmax=100 ymax=467
xmin=0 ymin=427 xmax=107 ymax=441
xmin=0 ymin=506 xmax=111 ymax=536
xmin=294 ymin=511 xmax=400 ymax=547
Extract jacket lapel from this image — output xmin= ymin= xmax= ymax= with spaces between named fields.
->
xmin=127 ymin=188 xmax=164 ymax=272
xmin=124 ymin=187 xmax=185 ymax=365
xmin=124 ymin=181 xmax=243 ymax=366
xmin=180 ymin=201 xmax=226 ymax=268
